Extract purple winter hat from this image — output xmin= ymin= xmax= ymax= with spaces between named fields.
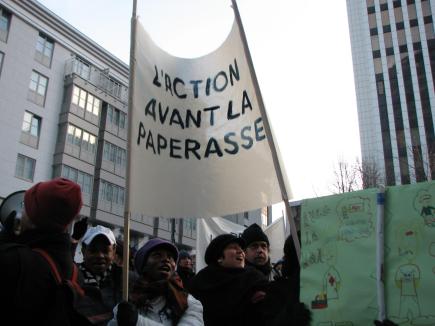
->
xmin=134 ymin=238 xmax=179 ymax=273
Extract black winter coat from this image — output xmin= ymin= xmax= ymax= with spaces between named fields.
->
xmin=259 ymin=277 xmax=311 ymax=326
xmin=189 ymin=264 xmax=268 ymax=326
xmin=0 ymin=229 xmax=78 ymax=325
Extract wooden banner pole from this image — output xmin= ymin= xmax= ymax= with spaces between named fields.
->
xmin=231 ymin=0 xmax=301 ymax=261
xmin=122 ymin=0 xmax=138 ymax=301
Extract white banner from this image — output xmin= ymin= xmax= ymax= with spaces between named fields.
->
xmin=264 ymin=216 xmax=287 ymax=263
xmin=129 ymin=19 xmax=290 ymax=218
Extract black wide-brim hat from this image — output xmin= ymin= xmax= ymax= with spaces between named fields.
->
xmin=204 ymin=234 xmax=245 ymax=265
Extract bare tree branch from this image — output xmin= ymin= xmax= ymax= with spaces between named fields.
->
xmin=331 ymin=157 xmax=383 ymax=193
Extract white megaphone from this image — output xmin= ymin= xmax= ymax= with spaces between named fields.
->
xmin=0 ymin=190 xmax=25 ymax=234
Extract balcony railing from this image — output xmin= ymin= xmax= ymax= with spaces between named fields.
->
xmin=65 ymin=56 xmax=128 ymax=104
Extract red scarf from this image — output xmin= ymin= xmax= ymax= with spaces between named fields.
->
xmin=130 ymin=274 xmax=188 ymax=325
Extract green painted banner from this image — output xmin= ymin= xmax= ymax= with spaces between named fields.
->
xmin=384 ymin=182 xmax=435 ymax=325
xmin=300 ymin=189 xmax=378 ymax=325
xmin=300 ymin=181 xmax=435 ymax=326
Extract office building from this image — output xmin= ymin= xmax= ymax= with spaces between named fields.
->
xmin=0 ymin=0 xmax=198 ymax=248
xmin=347 ymin=0 xmax=434 ymax=185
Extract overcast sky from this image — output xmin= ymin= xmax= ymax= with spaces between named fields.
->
xmin=38 ymin=0 xmax=361 ymax=201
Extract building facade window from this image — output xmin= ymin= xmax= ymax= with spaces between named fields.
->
xmin=106 ymin=104 xmax=127 ymax=138
xmin=86 ymin=93 xmax=100 ymax=116
xmin=99 ymin=180 xmax=125 ymax=215
xmin=72 ymin=85 xmax=86 ymax=109
xmin=102 ymin=141 xmax=126 ymax=177
xmin=106 ymin=78 xmax=123 ymax=99
xmin=368 ymin=12 xmax=377 ymax=29
xmin=20 ymin=111 xmax=41 ymax=148
xmin=72 ymin=57 xmax=90 ymax=80
xmin=61 ymin=165 xmax=93 ymax=205
xmin=35 ymin=32 xmax=54 ymax=67
xmin=407 ymin=2 xmax=417 ymax=20
xmin=28 ymin=70 xmax=48 ymax=106
xmin=381 ymin=9 xmax=390 ymax=25
xmin=65 ymin=124 xmax=97 ymax=163
xmin=71 ymin=85 xmax=100 ymax=124
xmin=183 ymin=218 xmax=196 ymax=238
xmin=15 ymin=154 xmax=35 ymax=182
xmin=0 ymin=7 xmax=11 ymax=42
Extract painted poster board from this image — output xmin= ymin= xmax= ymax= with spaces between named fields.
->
xmin=300 ymin=189 xmax=378 ymax=325
xmin=384 ymin=181 xmax=435 ymax=325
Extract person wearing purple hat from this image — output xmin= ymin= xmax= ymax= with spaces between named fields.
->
xmin=109 ymin=238 xmax=204 ymax=326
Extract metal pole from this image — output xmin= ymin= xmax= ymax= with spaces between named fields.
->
xmin=376 ymin=185 xmax=386 ymax=320
xmin=231 ymin=0 xmax=301 ymax=261
xmin=122 ymin=0 xmax=138 ymax=301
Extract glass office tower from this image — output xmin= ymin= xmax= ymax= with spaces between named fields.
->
xmin=347 ymin=0 xmax=434 ymax=185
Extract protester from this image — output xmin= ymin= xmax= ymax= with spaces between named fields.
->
xmin=79 ymin=225 xmax=122 ymax=312
xmin=177 ymin=250 xmax=195 ymax=290
xmin=0 ymin=178 xmax=90 ymax=325
xmin=189 ymin=234 xmax=268 ymax=326
xmin=259 ymin=233 xmax=311 ymax=326
xmin=272 ymin=259 xmax=284 ymax=280
xmin=110 ymin=238 xmax=204 ymax=325
xmin=241 ymin=223 xmax=277 ymax=281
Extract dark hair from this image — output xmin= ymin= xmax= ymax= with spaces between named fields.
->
xmin=282 ymin=232 xmax=300 ymax=278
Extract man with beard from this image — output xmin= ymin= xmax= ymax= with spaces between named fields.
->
xmin=110 ymin=238 xmax=204 ymax=325
xmin=241 ymin=223 xmax=277 ymax=281
xmin=78 ymin=225 xmax=122 ymax=321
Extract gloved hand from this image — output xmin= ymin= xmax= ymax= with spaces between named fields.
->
xmin=117 ymin=301 xmax=138 ymax=326
xmin=71 ymin=217 xmax=88 ymax=241
xmin=290 ymin=302 xmax=312 ymax=326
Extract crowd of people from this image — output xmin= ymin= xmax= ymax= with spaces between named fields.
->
xmin=0 ymin=178 xmax=397 ymax=325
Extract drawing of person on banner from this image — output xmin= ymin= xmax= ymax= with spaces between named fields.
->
xmin=413 ymin=189 xmax=435 ymax=227
xmin=390 ymin=224 xmax=435 ymax=325
xmin=322 ymin=239 xmax=341 ymax=301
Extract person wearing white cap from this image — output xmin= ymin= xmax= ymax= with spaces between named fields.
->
xmin=78 ymin=225 xmax=122 ymax=322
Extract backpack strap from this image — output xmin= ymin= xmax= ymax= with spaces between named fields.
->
xmin=33 ymin=248 xmax=62 ymax=283
xmin=32 ymin=248 xmax=85 ymax=297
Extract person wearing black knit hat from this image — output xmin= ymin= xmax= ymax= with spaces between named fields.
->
xmin=189 ymin=234 xmax=268 ymax=326
xmin=241 ymin=223 xmax=277 ymax=281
